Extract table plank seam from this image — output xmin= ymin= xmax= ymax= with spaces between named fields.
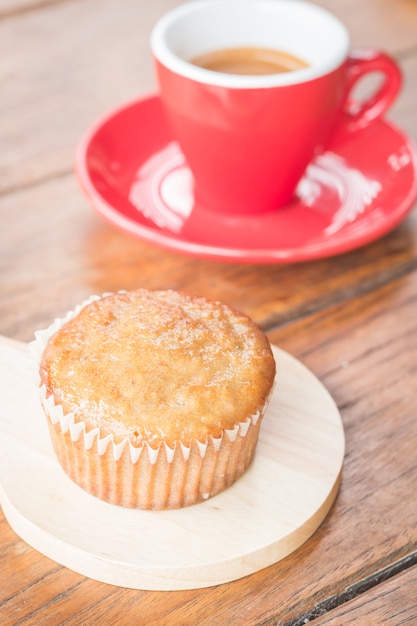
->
xmin=259 ymin=550 xmax=417 ymax=626
xmin=261 ymin=261 xmax=417 ymax=335
xmin=0 ymin=0 xmax=71 ymax=21
xmin=396 ymin=44 xmax=417 ymax=62
xmin=0 ymin=563 xmax=63 ymax=608
xmin=0 ymin=168 xmax=71 ymax=200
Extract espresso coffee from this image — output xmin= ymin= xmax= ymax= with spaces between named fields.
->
xmin=190 ymin=46 xmax=309 ymax=76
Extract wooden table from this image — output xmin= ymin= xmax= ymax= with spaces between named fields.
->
xmin=1 ymin=0 xmax=417 ymax=623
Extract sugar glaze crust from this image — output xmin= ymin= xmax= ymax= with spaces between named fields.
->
xmin=39 ymin=290 xmax=276 ymax=448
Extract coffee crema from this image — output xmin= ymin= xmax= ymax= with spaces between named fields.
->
xmin=190 ymin=46 xmax=309 ymax=76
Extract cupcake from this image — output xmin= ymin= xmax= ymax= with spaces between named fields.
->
xmin=33 ymin=289 xmax=276 ymax=509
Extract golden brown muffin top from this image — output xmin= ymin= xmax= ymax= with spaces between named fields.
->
xmin=40 ymin=290 xmax=276 ymax=447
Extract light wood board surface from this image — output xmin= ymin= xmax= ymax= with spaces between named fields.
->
xmin=0 ymin=337 xmax=344 ymax=590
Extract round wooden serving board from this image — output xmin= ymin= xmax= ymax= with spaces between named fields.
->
xmin=0 ymin=336 xmax=344 ymax=590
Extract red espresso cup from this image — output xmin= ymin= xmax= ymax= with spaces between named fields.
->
xmin=151 ymin=0 xmax=401 ymax=215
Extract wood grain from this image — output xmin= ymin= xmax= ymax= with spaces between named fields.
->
xmin=1 ymin=0 xmax=417 ymax=623
xmin=0 ymin=0 xmax=64 ymax=19
xmin=1 ymin=259 xmax=416 ymax=625
xmin=312 ymin=565 xmax=417 ymax=625
xmin=0 ymin=0 xmax=179 ymax=195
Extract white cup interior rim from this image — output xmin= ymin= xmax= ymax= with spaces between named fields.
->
xmin=151 ymin=0 xmax=350 ymax=88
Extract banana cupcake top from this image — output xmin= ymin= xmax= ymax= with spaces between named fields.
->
xmin=39 ymin=289 xmax=276 ymax=447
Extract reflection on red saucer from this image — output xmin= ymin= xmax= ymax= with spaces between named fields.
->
xmin=75 ymin=95 xmax=417 ymax=263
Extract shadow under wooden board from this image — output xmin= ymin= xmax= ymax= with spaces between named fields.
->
xmin=0 ymin=336 xmax=344 ymax=590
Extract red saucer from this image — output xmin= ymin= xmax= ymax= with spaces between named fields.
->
xmin=75 ymin=95 xmax=417 ymax=263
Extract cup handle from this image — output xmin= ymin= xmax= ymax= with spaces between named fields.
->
xmin=332 ymin=49 xmax=402 ymax=143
